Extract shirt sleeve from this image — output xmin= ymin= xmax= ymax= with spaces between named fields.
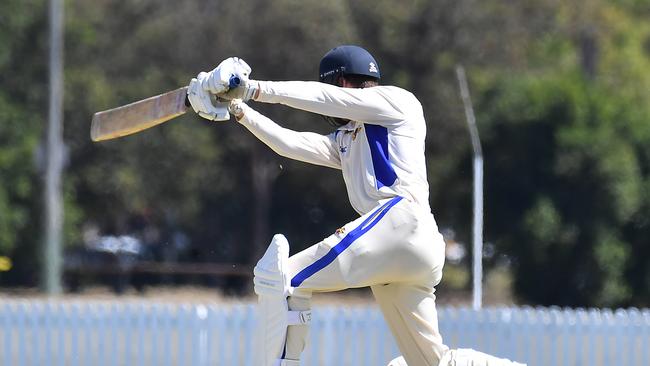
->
xmin=254 ymin=81 xmax=407 ymax=127
xmin=236 ymin=104 xmax=341 ymax=170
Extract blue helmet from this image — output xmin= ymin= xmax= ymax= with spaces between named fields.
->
xmin=319 ymin=45 xmax=380 ymax=85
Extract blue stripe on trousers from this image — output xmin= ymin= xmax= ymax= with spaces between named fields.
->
xmin=290 ymin=196 xmax=404 ymax=288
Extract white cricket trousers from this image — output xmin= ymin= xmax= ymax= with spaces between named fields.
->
xmin=287 ymin=196 xmax=449 ymax=366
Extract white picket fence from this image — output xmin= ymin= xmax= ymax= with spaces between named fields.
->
xmin=0 ymin=300 xmax=648 ymax=366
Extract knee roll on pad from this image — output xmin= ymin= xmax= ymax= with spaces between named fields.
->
xmin=254 ymin=234 xmax=291 ymax=297
xmin=438 ymin=349 xmax=527 ymax=366
xmin=254 ymin=234 xmax=311 ymax=366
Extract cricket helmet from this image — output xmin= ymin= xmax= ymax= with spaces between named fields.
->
xmin=319 ymin=45 xmax=380 ymax=85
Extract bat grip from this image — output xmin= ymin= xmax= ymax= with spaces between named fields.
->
xmin=228 ymin=75 xmax=241 ymax=89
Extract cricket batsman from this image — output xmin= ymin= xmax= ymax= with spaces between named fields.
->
xmin=187 ymin=45 xmax=526 ymax=366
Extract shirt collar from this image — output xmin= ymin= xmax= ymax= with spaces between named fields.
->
xmin=337 ymin=120 xmax=358 ymax=131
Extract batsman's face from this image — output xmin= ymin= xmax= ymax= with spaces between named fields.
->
xmin=338 ymin=77 xmax=356 ymax=88
xmin=322 ymin=75 xmax=355 ymax=127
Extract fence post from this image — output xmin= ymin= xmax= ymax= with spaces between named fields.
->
xmin=641 ymin=309 xmax=650 ymax=365
xmin=160 ymin=303 xmax=171 ymax=365
xmin=20 ymin=301 xmax=31 ymax=366
xmin=244 ymin=304 xmax=256 ymax=366
xmin=2 ymin=302 xmax=12 ymax=366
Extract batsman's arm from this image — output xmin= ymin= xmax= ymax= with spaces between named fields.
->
xmin=234 ymin=103 xmax=341 ymax=169
xmin=252 ymin=81 xmax=407 ymax=126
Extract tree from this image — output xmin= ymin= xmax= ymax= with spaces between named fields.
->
xmin=474 ymin=0 xmax=650 ymax=306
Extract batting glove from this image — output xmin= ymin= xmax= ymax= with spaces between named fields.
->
xmin=187 ymin=74 xmax=230 ymax=121
xmin=202 ymin=57 xmax=252 ymax=94
xmin=228 ymin=99 xmax=246 ymax=120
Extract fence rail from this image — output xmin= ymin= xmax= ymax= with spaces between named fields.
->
xmin=0 ymin=300 xmax=648 ymax=366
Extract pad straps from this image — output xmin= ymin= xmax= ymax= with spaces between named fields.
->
xmin=276 ymin=360 xmax=300 ymax=366
xmin=287 ymin=310 xmax=312 ymax=325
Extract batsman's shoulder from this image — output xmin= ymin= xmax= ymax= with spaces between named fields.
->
xmin=374 ymin=85 xmax=424 ymax=113
xmin=376 ymin=84 xmax=420 ymax=100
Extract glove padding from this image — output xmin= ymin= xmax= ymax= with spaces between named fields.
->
xmin=201 ymin=57 xmax=258 ymax=102
xmin=187 ymin=73 xmax=230 ymax=121
xmin=202 ymin=57 xmax=252 ymax=94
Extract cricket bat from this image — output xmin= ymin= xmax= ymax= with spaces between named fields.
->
xmin=90 ymin=76 xmax=240 ymax=142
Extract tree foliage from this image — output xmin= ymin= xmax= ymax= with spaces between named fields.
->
xmin=476 ymin=0 xmax=650 ymax=307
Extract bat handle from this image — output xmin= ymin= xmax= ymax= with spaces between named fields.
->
xmin=228 ymin=75 xmax=241 ymax=89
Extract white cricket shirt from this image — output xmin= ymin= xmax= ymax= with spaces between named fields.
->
xmin=238 ymin=81 xmax=431 ymax=215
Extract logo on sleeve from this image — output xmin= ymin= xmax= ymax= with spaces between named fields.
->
xmin=369 ymin=62 xmax=378 ymax=73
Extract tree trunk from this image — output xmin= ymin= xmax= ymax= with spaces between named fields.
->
xmin=250 ymin=145 xmax=279 ymax=264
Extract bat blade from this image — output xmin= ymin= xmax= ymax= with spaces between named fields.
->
xmin=91 ymin=86 xmax=189 ymax=142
